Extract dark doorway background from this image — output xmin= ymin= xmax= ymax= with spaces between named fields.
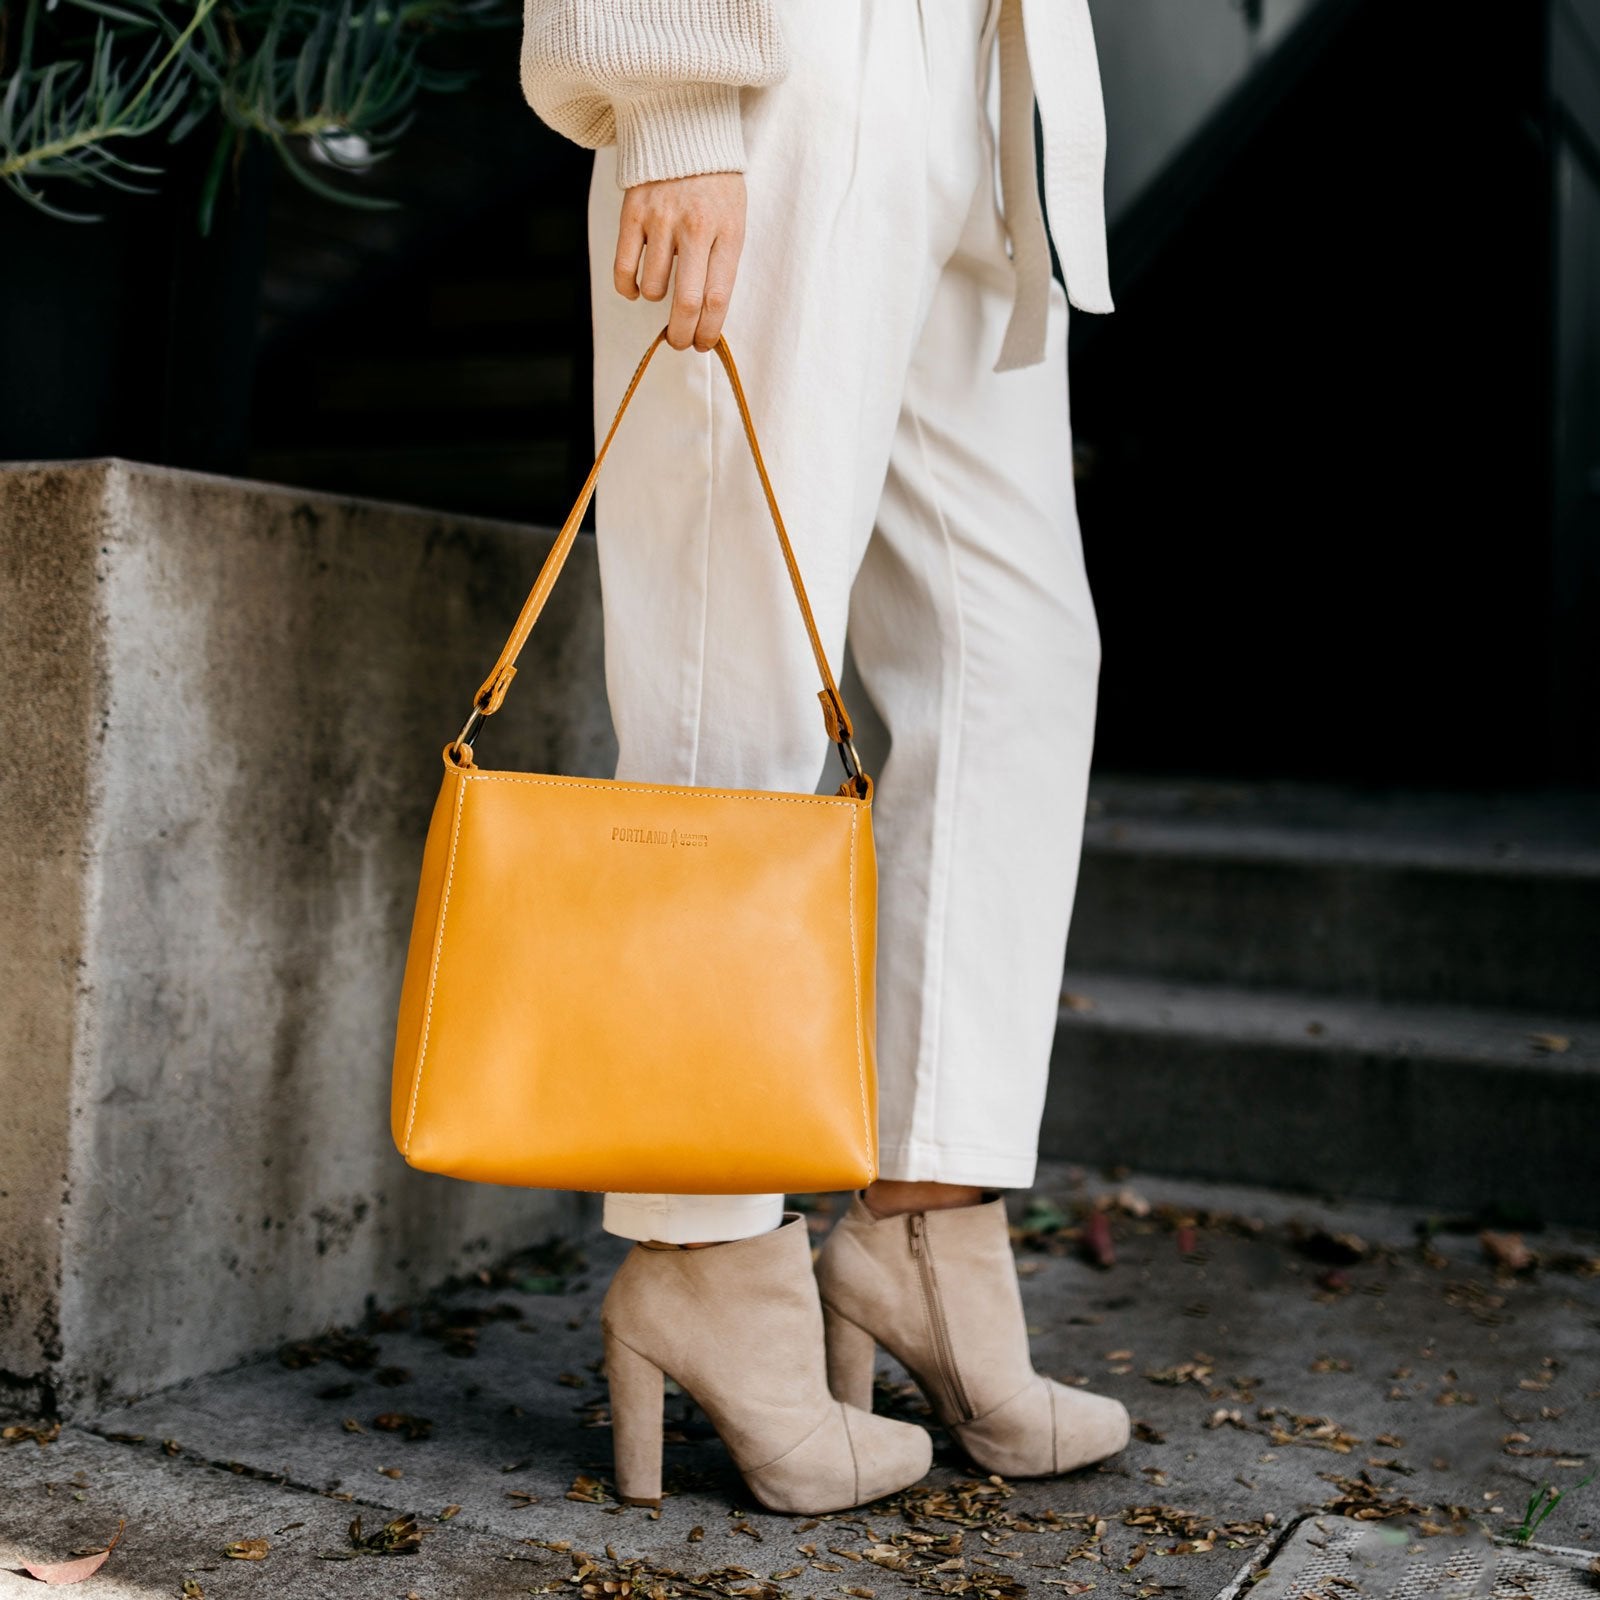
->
xmin=1068 ymin=0 xmax=1598 ymax=787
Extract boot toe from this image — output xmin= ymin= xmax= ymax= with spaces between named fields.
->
xmin=841 ymin=1404 xmax=934 ymax=1503
xmin=957 ymin=1376 xmax=1130 ymax=1477
xmin=1050 ymin=1380 xmax=1130 ymax=1472
xmin=743 ymin=1403 xmax=930 ymax=1515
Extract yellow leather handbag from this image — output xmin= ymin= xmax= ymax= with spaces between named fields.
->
xmin=390 ymin=329 xmax=878 ymax=1194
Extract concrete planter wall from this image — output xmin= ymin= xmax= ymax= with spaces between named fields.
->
xmin=0 ymin=460 xmax=612 ymax=1415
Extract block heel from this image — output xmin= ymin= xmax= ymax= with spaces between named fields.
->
xmin=822 ymin=1303 xmax=878 ymax=1411
xmin=603 ymin=1330 xmax=664 ymax=1506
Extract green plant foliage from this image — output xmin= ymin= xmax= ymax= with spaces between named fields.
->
xmin=1507 ymin=1473 xmax=1592 ymax=1544
xmin=0 ymin=0 xmax=514 ymax=228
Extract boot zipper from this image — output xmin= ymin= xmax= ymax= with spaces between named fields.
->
xmin=908 ymin=1214 xmax=975 ymax=1423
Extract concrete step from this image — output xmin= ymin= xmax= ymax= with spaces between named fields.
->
xmin=0 ymin=461 xmax=602 ymax=1418
xmin=1044 ymin=968 xmax=1600 ymax=1225
xmin=1071 ymin=777 xmax=1600 ymax=1015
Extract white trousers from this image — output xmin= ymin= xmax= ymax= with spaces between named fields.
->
xmin=588 ymin=0 xmax=1101 ymax=1245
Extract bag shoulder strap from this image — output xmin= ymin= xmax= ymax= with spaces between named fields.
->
xmin=452 ymin=328 xmax=869 ymax=798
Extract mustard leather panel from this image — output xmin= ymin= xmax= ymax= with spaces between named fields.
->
xmin=390 ymin=754 xmax=878 ymax=1193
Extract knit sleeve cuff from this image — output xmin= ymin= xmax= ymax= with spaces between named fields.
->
xmin=611 ymin=82 xmax=747 ymax=188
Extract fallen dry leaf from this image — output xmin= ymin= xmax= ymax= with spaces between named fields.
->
xmin=372 ymin=1412 xmax=433 ymax=1440
xmin=279 ymin=1327 xmax=380 ymax=1371
xmin=319 ymin=1512 xmax=425 ymax=1560
xmin=2 ymin=1420 xmax=62 ymax=1449
xmin=1309 ymin=1355 xmax=1353 ymax=1373
xmin=20 ymin=1518 xmax=125 ymax=1585
xmin=1292 ymin=1226 xmax=1368 ymax=1265
xmin=1317 ymin=1470 xmax=1429 ymax=1521
xmin=1480 ymin=1231 xmax=1535 ymax=1273
xmin=1258 ymin=1405 xmax=1361 ymax=1452
xmin=1123 ymin=1505 xmax=1272 ymax=1544
xmin=1081 ymin=1211 xmax=1116 ymax=1269
xmin=1144 ymin=1359 xmax=1214 ymax=1388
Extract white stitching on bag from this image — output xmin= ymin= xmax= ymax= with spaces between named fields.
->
xmin=849 ymin=805 xmax=873 ymax=1176
xmin=459 ymin=772 xmax=859 ymax=807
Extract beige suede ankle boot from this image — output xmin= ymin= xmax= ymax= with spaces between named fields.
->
xmin=601 ymin=1213 xmax=933 ymax=1515
xmin=815 ymin=1194 xmax=1130 ymax=1478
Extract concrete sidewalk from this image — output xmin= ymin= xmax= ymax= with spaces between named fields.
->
xmin=3 ymin=1164 xmax=1596 ymax=1599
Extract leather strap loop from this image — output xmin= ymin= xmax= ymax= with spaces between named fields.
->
xmin=466 ymin=329 xmax=867 ymax=787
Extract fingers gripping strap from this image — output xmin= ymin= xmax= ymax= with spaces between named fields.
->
xmin=470 ymin=330 xmax=858 ymax=753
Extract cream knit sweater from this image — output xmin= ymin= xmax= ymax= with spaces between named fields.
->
xmin=518 ymin=0 xmax=1112 ymax=369
xmin=519 ymin=0 xmax=788 ymax=192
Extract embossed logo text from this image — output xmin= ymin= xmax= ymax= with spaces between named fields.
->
xmin=611 ymin=825 xmax=709 ymax=849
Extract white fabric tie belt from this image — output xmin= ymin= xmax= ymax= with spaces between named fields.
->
xmin=993 ymin=0 xmax=1114 ymax=372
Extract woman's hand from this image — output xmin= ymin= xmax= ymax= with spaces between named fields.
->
xmin=613 ymin=172 xmax=746 ymax=353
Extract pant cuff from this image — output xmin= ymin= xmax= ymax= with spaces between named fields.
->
xmin=874 ymin=1143 xmax=1039 ymax=1189
xmin=602 ymin=1191 xmax=787 ymax=1243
